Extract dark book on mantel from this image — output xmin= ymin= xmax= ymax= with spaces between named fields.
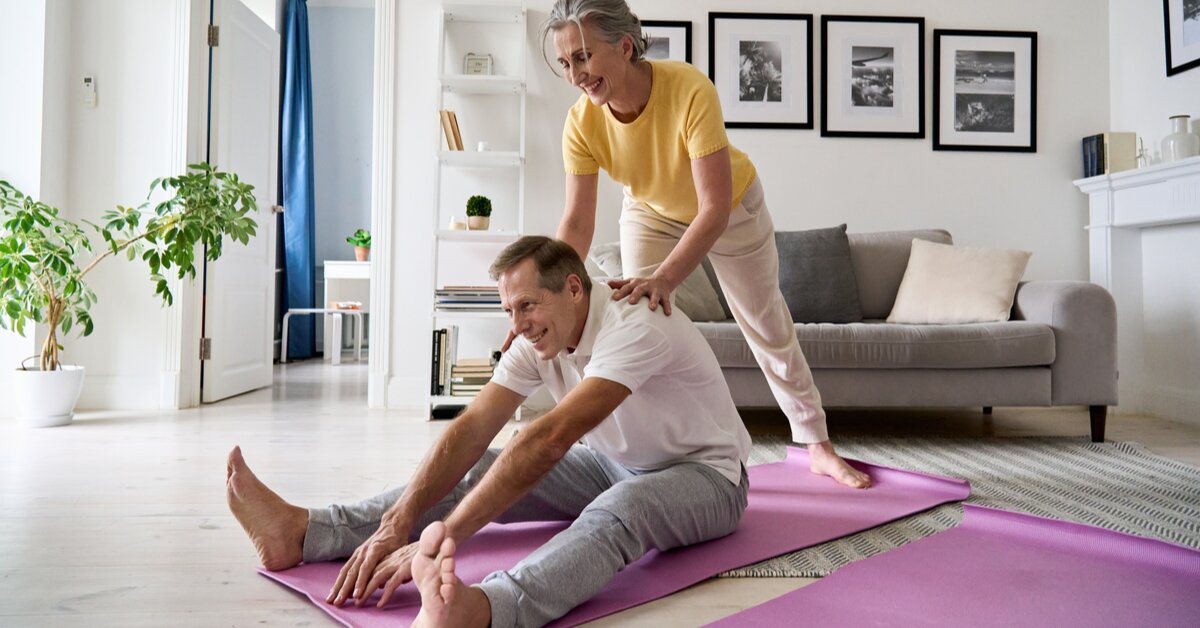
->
xmin=1081 ymin=132 xmax=1136 ymax=178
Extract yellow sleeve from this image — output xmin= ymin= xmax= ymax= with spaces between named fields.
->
xmin=683 ymin=78 xmax=730 ymax=160
xmin=562 ymin=107 xmax=600 ymax=176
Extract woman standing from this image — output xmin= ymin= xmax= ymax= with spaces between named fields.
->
xmin=544 ymin=0 xmax=869 ymax=488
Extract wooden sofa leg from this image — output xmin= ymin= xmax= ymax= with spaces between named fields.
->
xmin=1089 ymin=406 xmax=1107 ymax=443
xmin=982 ymin=406 xmax=993 ymax=415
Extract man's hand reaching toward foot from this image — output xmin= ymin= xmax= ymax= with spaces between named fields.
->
xmin=328 ymin=526 xmax=413 ymax=607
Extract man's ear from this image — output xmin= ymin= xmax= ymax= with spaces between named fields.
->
xmin=567 ymin=274 xmax=585 ymax=301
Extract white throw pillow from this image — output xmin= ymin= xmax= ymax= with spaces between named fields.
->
xmin=587 ymin=242 xmax=728 ymax=322
xmin=887 ymin=239 xmax=1032 ymax=324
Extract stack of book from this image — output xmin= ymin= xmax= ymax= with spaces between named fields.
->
xmin=1081 ymin=132 xmax=1136 ymax=178
xmin=430 ymin=325 xmax=458 ymax=396
xmin=450 ymin=357 xmax=495 ymax=397
xmin=435 ymin=286 xmax=501 ymax=312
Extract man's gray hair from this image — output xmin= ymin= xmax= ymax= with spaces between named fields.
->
xmin=489 ymin=236 xmax=593 ymax=295
xmin=539 ymin=0 xmax=647 ymax=75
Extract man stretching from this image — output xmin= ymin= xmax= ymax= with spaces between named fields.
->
xmin=228 ymin=236 xmax=866 ymax=627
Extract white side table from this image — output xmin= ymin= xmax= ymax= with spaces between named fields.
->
xmin=323 ymin=261 xmax=370 ymax=364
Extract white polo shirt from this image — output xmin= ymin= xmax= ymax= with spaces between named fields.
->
xmin=491 ymin=283 xmax=751 ymax=485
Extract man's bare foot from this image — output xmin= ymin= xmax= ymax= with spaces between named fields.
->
xmin=412 ymin=522 xmax=490 ymax=628
xmin=226 ymin=446 xmax=308 ymax=571
xmin=808 ymin=441 xmax=871 ymax=489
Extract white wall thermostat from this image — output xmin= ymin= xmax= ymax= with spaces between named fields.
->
xmin=82 ymin=76 xmax=97 ymax=107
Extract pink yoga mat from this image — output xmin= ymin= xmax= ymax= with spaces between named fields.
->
xmin=708 ymin=504 xmax=1200 ymax=628
xmin=260 ymin=447 xmax=969 ymax=627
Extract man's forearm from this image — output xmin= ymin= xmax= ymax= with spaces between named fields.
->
xmin=380 ymin=413 xmax=494 ymax=536
xmin=440 ymin=419 xmax=565 ymax=543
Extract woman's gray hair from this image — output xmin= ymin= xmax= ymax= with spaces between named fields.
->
xmin=539 ymin=0 xmax=647 ymax=75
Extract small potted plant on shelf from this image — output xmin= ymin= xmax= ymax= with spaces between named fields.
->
xmin=0 ymin=163 xmax=258 ymax=427
xmin=466 ymin=195 xmax=492 ymax=231
xmin=346 ymin=228 xmax=371 ymax=261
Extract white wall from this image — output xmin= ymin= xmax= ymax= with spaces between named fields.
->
xmin=58 ymin=1 xmax=180 ymax=409
xmin=310 ymin=5 xmax=375 ymax=267
xmin=0 ymin=0 xmax=57 ymax=409
xmin=1109 ymin=0 xmax=1200 ymax=423
xmin=385 ymin=0 xmax=1112 ymax=408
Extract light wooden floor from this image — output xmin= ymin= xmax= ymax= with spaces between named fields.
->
xmin=2 ymin=360 xmax=1198 ymax=627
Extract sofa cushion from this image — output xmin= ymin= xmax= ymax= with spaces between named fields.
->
xmin=587 ymin=242 xmax=728 ymax=322
xmin=848 ymin=229 xmax=953 ymax=319
xmin=696 ymin=320 xmax=1055 ymax=369
xmin=887 ymin=239 xmax=1032 ymax=324
xmin=775 ymin=225 xmax=863 ymax=323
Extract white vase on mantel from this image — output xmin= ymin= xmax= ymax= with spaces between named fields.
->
xmin=1161 ymin=115 xmax=1200 ymax=163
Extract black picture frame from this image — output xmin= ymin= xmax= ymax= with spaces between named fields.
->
xmin=708 ymin=12 xmax=814 ymax=130
xmin=1164 ymin=0 xmax=1200 ymax=76
xmin=933 ymin=29 xmax=1038 ymax=153
xmin=820 ymin=15 xmax=926 ymax=139
xmin=641 ymin=20 xmax=693 ymax=64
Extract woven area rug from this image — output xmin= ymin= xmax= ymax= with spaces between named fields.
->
xmin=722 ymin=435 xmax=1200 ymax=578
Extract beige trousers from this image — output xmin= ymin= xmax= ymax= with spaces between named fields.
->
xmin=619 ymin=178 xmax=828 ymax=443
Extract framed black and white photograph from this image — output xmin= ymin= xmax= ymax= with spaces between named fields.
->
xmin=708 ymin=12 xmax=813 ymax=129
xmin=1164 ymin=0 xmax=1200 ymax=75
xmin=641 ymin=20 xmax=692 ymax=64
xmin=820 ymin=15 xmax=925 ymax=138
xmin=933 ymin=30 xmax=1037 ymax=152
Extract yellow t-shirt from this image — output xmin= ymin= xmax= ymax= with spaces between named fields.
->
xmin=562 ymin=60 xmax=757 ymax=225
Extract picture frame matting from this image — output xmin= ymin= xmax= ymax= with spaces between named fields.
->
xmin=932 ymin=29 xmax=1038 ymax=152
xmin=708 ymin=12 xmax=814 ymax=130
xmin=820 ymin=15 xmax=926 ymax=139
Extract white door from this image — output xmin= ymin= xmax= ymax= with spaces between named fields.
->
xmin=201 ymin=0 xmax=279 ymax=402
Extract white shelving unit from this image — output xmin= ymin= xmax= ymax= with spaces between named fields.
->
xmin=429 ymin=2 xmax=526 ymax=418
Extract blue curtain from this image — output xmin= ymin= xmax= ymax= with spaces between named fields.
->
xmin=282 ymin=0 xmax=316 ymax=359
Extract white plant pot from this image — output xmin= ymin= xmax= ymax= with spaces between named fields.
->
xmin=12 ymin=365 xmax=85 ymax=428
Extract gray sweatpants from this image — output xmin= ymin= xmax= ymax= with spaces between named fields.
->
xmin=304 ymin=445 xmax=749 ymax=628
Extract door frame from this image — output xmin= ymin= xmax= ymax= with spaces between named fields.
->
xmin=166 ymin=0 xmax=395 ymax=408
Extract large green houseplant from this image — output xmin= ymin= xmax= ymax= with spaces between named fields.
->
xmin=0 ymin=163 xmax=257 ymax=424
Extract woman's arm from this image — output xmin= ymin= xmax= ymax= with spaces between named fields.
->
xmin=556 ymin=173 xmax=599 ymax=262
xmin=613 ymin=147 xmax=733 ymax=314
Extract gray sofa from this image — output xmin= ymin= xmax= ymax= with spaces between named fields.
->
xmin=693 ymin=229 xmax=1119 ymax=442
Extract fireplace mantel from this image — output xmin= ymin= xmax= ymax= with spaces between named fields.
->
xmin=1074 ymin=155 xmax=1200 ymax=420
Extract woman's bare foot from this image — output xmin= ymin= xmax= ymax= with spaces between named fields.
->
xmin=412 ymin=522 xmax=490 ymax=628
xmin=225 ymin=446 xmax=309 ymax=571
xmin=808 ymin=441 xmax=871 ymax=488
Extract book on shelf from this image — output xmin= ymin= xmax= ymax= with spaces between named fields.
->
xmin=452 ymin=366 xmax=494 ymax=376
xmin=1081 ymin=132 xmax=1136 ymax=177
xmin=439 ymin=110 xmax=463 ymax=151
xmin=457 ymin=356 xmax=494 ymax=367
xmin=429 ymin=325 xmax=460 ymax=395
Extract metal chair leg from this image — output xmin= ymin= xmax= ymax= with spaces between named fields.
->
xmin=280 ymin=312 xmax=292 ymax=364
xmin=354 ymin=313 xmax=364 ymax=362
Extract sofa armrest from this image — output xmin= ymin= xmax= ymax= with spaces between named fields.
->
xmin=1012 ymin=281 xmax=1118 ymax=406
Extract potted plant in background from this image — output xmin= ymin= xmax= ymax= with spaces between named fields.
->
xmin=346 ymin=228 xmax=371 ymax=261
xmin=0 ymin=163 xmax=258 ymax=427
xmin=466 ymin=194 xmax=492 ymax=231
